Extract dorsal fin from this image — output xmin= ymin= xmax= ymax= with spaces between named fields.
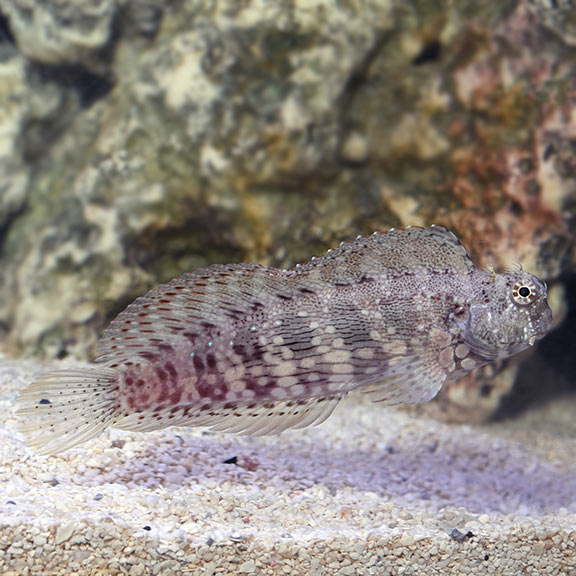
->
xmin=96 ymin=263 xmax=323 ymax=363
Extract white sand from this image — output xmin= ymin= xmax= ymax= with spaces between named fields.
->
xmin=1 ymin=358 xmax=575 ymax=575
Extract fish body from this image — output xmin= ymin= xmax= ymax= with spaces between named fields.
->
xmin=17 ymin=226 xmax=553 ymax=454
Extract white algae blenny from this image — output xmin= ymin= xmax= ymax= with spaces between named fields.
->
xmin=17 ymin=226 xmax=553 ymax=454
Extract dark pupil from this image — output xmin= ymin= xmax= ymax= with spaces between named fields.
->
xmin=519 ymin=286 xmax=530 ymax=297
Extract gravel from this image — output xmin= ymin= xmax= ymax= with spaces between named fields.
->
xmin=1 ymin=357 xmax=575 ymax=575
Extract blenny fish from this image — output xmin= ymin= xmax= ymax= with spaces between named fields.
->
xmin=17 ymin=226 xmax=553 ymax=454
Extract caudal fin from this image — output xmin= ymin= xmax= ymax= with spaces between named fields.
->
xmin=16 ymin=367 xmax=122 ymax=455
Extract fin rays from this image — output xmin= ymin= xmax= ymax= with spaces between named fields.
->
xmin=16 ymin=368 xmax=122 ymax=455
xmin=361 ymin=354 xmax=447 ymax=405
xmin=116 ymin=395 xmax=343 ymax=436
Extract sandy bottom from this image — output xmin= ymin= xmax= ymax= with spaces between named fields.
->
xmin=1 ymin=358 xmax=575 ymax=576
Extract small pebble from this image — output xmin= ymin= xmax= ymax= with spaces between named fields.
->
xmin=449 ymin=529 xmax=474 ymax=543
xmin=239 ymin=560 xmax=256 ymax=573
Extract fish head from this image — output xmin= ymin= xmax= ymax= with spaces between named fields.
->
xmin=459 ymin=269 xmax=553 ymax=361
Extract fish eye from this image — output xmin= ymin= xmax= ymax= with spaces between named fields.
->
xmin=512 ymin=281 xmax=536 ymax=305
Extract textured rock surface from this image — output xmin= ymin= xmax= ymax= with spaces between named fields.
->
xmin=1 ymin=0 xmax=116 ymax=68
xmin=0 ymin=0 xmax=575 ymax=421
xmin=2 ymin=359 xmax=576 ymax=575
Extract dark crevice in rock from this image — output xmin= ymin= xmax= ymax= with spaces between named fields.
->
xmin=336 ymin=29 xmax=397 ymax=170
xmin=0 ymin=196 xmax=28 ymax=261
xmin=337 ymin=29 xmax=396 ymax=113
xmin=20 ymin=63 xmax=115 ymax=161
xmin=412 ymin=40 xmax=442 ymax=66
xmin=123 ymin=215 xmax=247 ymax=282
xmin=117 ymin=0 xmax=166 ymax=40
xmin=0 ymin=11 xmax=15 ymax=46
xmin=30 ymin=62 xmax=114 ymax=110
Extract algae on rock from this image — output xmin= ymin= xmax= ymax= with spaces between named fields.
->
xmin=0 ymin=0 xmax=575 ymax=421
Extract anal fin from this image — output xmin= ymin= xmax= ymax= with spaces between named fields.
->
xmin=116 ymin=395 xmax=343 ymax=436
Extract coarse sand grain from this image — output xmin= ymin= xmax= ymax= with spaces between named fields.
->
xmin=1 ymin=357 xmax=575 ymax=575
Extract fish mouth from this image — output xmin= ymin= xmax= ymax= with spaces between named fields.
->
xmin=526 ymin=325 xmax=543 ymax=346
xmin=526 ymin=310 xmax=554 ymax=347
xmin=526 ymin=325 xmax=548 ymax=347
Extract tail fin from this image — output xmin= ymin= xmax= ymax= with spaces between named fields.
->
xmin=16 ymin=367 xmax=121 ymax=455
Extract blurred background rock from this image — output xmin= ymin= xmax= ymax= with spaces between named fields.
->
xmin=0 ymin=0 xmax=575 ymax=422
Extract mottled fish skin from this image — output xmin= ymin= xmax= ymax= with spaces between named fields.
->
xmin=17 ymin=226 xmax=554 ymax=454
